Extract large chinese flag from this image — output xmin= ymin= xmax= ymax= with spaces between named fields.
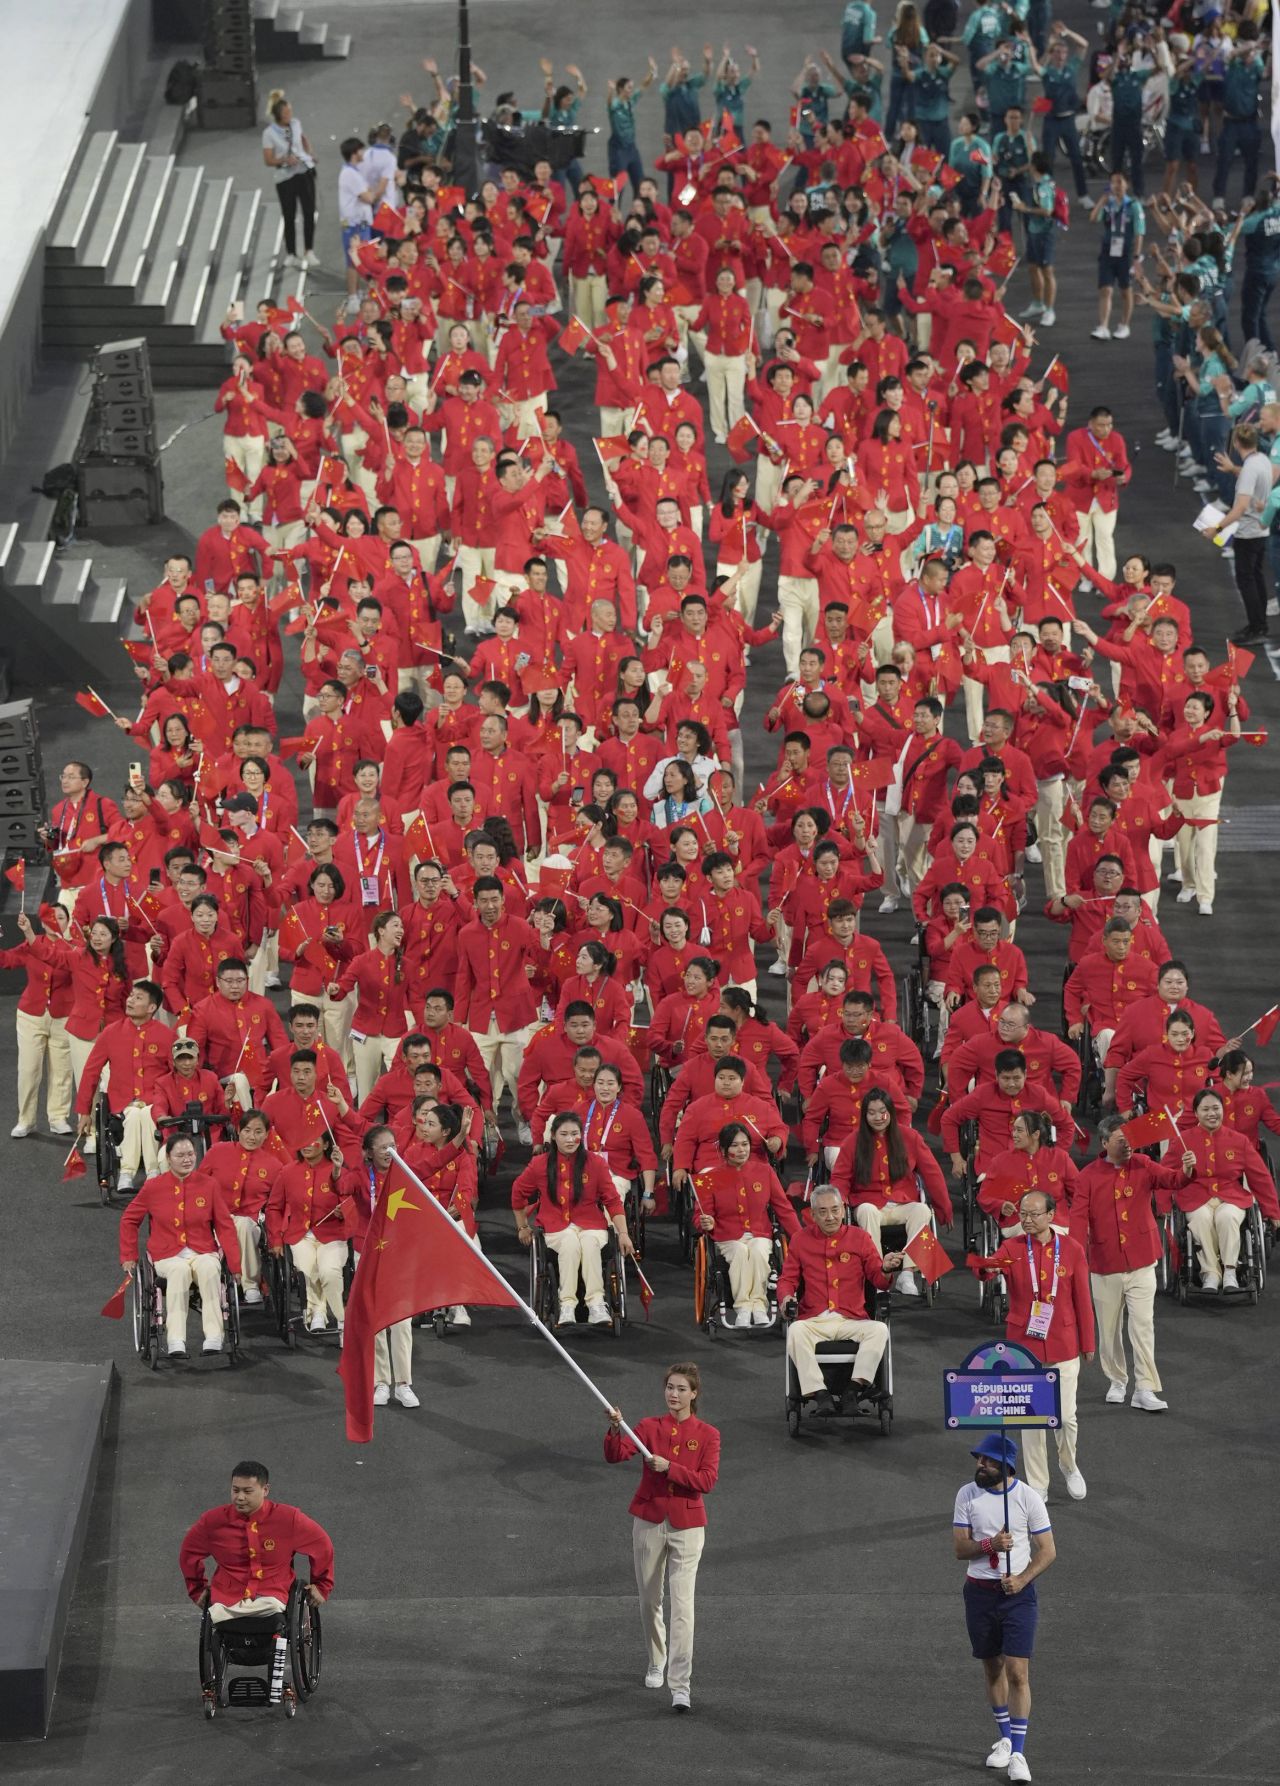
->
xmin=338 ymin=1158 xmax=520 ymax=1441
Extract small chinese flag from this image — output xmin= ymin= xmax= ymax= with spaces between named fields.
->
xmin=4 ymin=860 xmax=25 ymax=892
xmin=435 ymin=184 xmax=466 ymax=212
xmin=200 ymin=821 xmax=236 ymax=857
xmin=593 ymin=435 xmax=630 ymax=463
xmin=718 ymin=110 xmax=741 ymax=152
xmin=1241 ymin=730 xmax=1269 ymax=747
xmin=559 ymin=315 xmax=592 ymax=355
xmin=627 ymin=1023 xmax=651 ymax=1069
xmin=100 ymin=1276 xmax=131 ymax=1319
xmin=470 ymin=576 xmax=497 ymax=608
xmin=850 ymin=757 xmax=895 ymax=791
xmin=538 ymin=862 xmax=574 ymax=898
xmin=121 ymin=638 xmax=153 ymax=665
xmin=62 ymin=1146 xmax=87 ymax=1182
xmin=725 ymin=414 xmax=757 ymax=461
xmin=1045 ymin=356 xmax=1069 ymax=396
xmin=1255 ymin=1006 xmax=1280 ymax=1048
xmin=1224 ymin=642 xmax=1255 ymax=680
xmin=374 ymin=202 xmax=404 ymax=238
xmin=74 ymin=689 xmax=111 ymax=719
xmin=278 ymin=735 xmax=309 ymax=760
xmin=633 ymin=1263 xmax=655 ymax=1320
xmin=1121 ymin=1109 xmax=1172 ymax=1149
xmin=224 ymin=455 xmax=248 ymax=493
xmin=905 ymin=1226 xmax=954 ymax=1284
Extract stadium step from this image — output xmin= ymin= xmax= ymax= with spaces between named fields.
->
xmin=253 ymin=0 xmax=351 ymax=58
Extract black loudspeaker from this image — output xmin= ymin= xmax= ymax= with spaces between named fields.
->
xmin=80 ymin=340 xmax=163 ymax=519
xmin=200 ymin=0 xmax=256 ymax=123
xmin=0 ymin=702 xmax=45 ymax=859
xmin=78 ymin=456 xmax=165 ymax=528
xmin=94 ymin=340 xmax=148 ymax=380
xmin=196 ymin=67 xmax=257 ymax=129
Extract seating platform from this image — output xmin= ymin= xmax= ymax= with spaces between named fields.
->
xmin=0 ymin=1361 xmax=114 ymax=1740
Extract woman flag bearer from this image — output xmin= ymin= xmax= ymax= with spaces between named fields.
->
xmin=953 ymin=1432 xmax=1056 ymax=1783
xmin=606 ymin=1363 xmax=720 ymax=1714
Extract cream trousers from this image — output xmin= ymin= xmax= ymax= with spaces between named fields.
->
xmin=156 ymin=1251 xmax=224 ymax=1348
xmin=715 ymin=1235 xmax=773 ymax=1314
xmin=1022 ymin=1354 xmax=1080 ymax=1494
xmin=787 ymin=1310 xmax=888 ymax=1394
xmin=1091 ymin=1264 xmax=1160 ymax=1391
xmin=546 ymin=1224 xmax=608 ymax=1306
xmin=632 ymin=1516 xmax=705 ymax=1694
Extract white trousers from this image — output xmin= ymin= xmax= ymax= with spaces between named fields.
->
xmin=1187 ymin=1198 xmax=1246 ymax=1273
xmin=787 ymin=1310 xmax=888 ymax=1394
xmin=1174 ymin=790 xmax=1221 ymax=905
xmin=351 ymin=1031 xmax=404 ymax=1104
xmin=233 ymin=1213 xmax=261 ymax=1293
xmin=546 ymin=1224 xmax=608 ymax=1306
xmin=1091 ymin=1264 xmax=1160 ymax=1391
xmin=777 ymin=575 xmax=820 ymax=677
xmin=701 ymin=351 xmax=747 ymax=440
xmin=1022 ymin=1354 xmax=1080 ymax=1494
xmin=1080 ymin=502 xmax=1118 ymax=580
xmin=15 ymin=1008 xmax=72 ymax=1127
xmin=854 ymin=1200 xmax=933 ymax=1258
xmin=1034 ymin=776 xmax=1067 ymax=903
xmin=374 ymin=1318 xmax=413 ymax=1385
xmin=715 ymin=1235 xmax=773 ymax=1314
xmin=473 ymin=1018 xmax=533 ymax=1111
xmin=290 ymin=1232 xmax=347 ymax=1324
xmin=155 ymin=1251 xmax=223 ymax=1348
xmin=632 ymin=1516 xmax=704 ymax=1695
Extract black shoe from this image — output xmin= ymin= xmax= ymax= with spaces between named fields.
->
xmin=802 ymin=1390 xmax=837 ymax=1418
xmin=1231 ymin=627 xmax=1268 ymax=644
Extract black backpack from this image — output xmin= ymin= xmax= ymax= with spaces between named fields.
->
xmin=165 ymin=60 xmax=199 ymax=105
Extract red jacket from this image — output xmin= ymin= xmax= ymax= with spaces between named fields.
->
xmin=940 ymin=1081 xmax=1063 ymax=1166
xmin=970 ymin=1228 xmax=1096 ymax=1364
xmin=510 ymin=1149 xmax=622 ymax=1233
xmin=658 ymin=1053 xmax=772 ymax=1145
xmin=1063 ymin=952 xmax=1158 ymax=1031
xmin=335 ymin=947 xmax=410 ymax=1039
xmin=830 ymin=1126 xmax=953 ymax=1223
xmin=516 ymin=1024 xmax=643 ymax=1116
xmin=793 ymin=933 xmax=896 ymax=1019
xmin=1171 ymin=1124 xmax=1280 ymax=1218
xmin=119 ymin=1168 xmax=241 ymax=1271
xmin=454 ymin=914 xmax=541 ymax=1031
xmin=188 ymin=991 xmax=289 ymax=1096
xmin=978 ymin=1143 xmax=1081 ymax=1220
xmin=696 ymin=1161 xmax=801 ymax=1242
xmin=797 ymin=1020 xmax=925 ymax=1101
xmin=777 ymin=1222 xmax=893 ymax=1318
xmin=801 ymin=1072 xmax=914 ymax=1153
xmin=672 ymin=1091 xmax=788 ymax=1173
xmin=1069 ymin=1153 xmax=1184 ymax=1274
xmin=947 ymin=1026 xmax=1081 ymax=1109
xmin=265 ymin=1156 xmax=353 ymax=1246
xmin=604 ymin=1415 xmax=720 ymax=1529
xmin=179 ymin=1498 xmax=334 ymax=1609
xmin=202 ymin=1138 xmax=281 ymax=1220
xmin=74 ymin=1015 xmax=173 ymax=1114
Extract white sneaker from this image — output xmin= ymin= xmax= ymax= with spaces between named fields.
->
xmin=373 ymin=1382 xmax=391 ymax=1406
xmin=303 ymin=250 xmax=320 ymax=269
xmin=517 ymin=1120 xmax=533 ymax=1147
xmin=1063 ymin=1468 xmax=1087 ymax=1500
xmin=264 ymin=972 xmax=281 ymax=990
xmin=1019 ymin=301 xmax=1044 ymax=319
xmin=167 ymin=1343 xmax=188 ymax=1358
xmin=308 ymin=1311 xmax=327 ymax=1333
xmin=670 ymin=1689 xmax=691 ymax=1712
xmin=202 ymin=1338 xmax=224 ymax=1354
xmin=1024 ymin=841 xmax=1042 ymax=864
xmin=1167 ymin=868 xmax=1184 ymax=883
xmin=243 ymin=1284 xmax=263 ymax=1306
xmin=752 ymin=1308 xmax=771 ymax=1326
xmin=1091 ymin=324 xmax=1111 ymax=340
xmin=1193 ymin=481 xmax=1213 ymax=496
xmin=1197 ymin=901 xmax=1213 ymax=916
xmin=986 ymin=1738 xmax=1013 ymax=1770
xmin=1039 ymin=308 xmax=1055 ymax=327
xmin=645 ymin=1665 xmax=665 ymax=1688
xmin=1113 ymin=323 xmax=1130 ymax=339
xmin=1154 ymin=429 xmax=1176 ymax=447
xmin=1222 ymin=1267 xmax=1239 ymax=1291
xmin=10 ymin=1124 xmax=32 ymax=1138
xmin=767 ymin=958 xmax=789 ymax=976
xmin=587 ymin=1299 xmax=611 ymax=1325
xmin=450 ymin=1305 xmax=472 ymax=1326
xmin=394 ymin=1384 xmax=420 ymax=1408
xmin=878 ymin=894 xmax=900 ymax=913
xmin=557 ymin=1303 xmax=577 ymax=1328
xmin=1008 ymin=1755 xmax=1032 ymax=1783
xmin=1200 ymin=1270 xmax=1221 ymax=1293
xmin=1132 ymin=1388 xmax=1168 ymax=1411
xmin=895 ymin=1269 xmax=920 ymax=1296
xmin=1078 ymin=193 xmax=1094 ymax=208
xmin=1105 ymin=1379 xmax=1126 ymax=1404
xmin=1176 ymin=887 xmax=1197 ymax=903
xmin=1267 ymin=596 xmax=1280 ymax=617
xmin=283 ymin=253 xmax=299 ymax=269
xmin=49 ymin=1119 xmax=73 ymax=1135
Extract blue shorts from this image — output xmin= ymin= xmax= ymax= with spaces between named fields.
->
xmin=963 ymin=1577 xmax=1039 ymax=1659
xmin=1026 ymin=230 xmax=1056 ymax=268
xmin=1165 ymin=120 xmax=1199 ymax=163
xmin=1098 ymin=252 xmax=1131 ymax=290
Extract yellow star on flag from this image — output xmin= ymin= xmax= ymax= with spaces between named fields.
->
xmin=386 ymin=1188 xmax=421 ymax=1221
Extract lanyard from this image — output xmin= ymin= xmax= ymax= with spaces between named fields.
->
xmin=355 ymin=828 xmax=386 ymax=881
xmin=825 ymin=780 xmax=853 ymax=820
xmin=585 ymin=1098 xmax=620 ymax=1153
xmin=1025 ymin=1229 xmax=1060 ymax=1302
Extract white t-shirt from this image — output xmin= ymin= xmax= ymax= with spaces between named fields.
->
xmin=953 ymin=1477 xmax=1051 ymax=1582
xmin=338 ymin=161 xmax=373 ymax=228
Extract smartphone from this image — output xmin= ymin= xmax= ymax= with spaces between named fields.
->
xmin=365 ymin=664 xmax=378 ymax=680
xmin=149 ymin=867 xmax=162 ymax=887
xmin=961 ymin=902 xmax=971 ymax=921
xmin=229 ymin=299 xmax=244 ymax=322
xmin=128 ymin=761 xmax=144 ymax=791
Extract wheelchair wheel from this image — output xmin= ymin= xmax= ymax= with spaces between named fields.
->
xmin=432 ymin=1310 xmax=449 ymax=1338
xmin=693 ymin=1234 xmax=710 ymax=1328
xmin=95 ymin=1100 xmax=121 ymax=1205
xmin=673 ymin=1178 xmax=695 ymax=1264
xmin=270 ymin=1253 xmax=299 ymax=1350
xmin=289 ymin=1586 xmax=322 ymax=1701
xmin=223 ymin=1272 xmax=242 ymax=1362
xmin=623 ymin=1182 xmax=647 ymax=1262
xmin=878 ymin=1402 xmax=892 ymax=1437
xmin=608 ymin=1243 xmax=627 ymax=1339
xmin=133 ymin=1255 xmax=159 ymax=1369
xmin=786 ymin=1402 xmax=801 ymax=1438
xmin=198 ymin=1609 xmax=225 ymax=1713
xmin=529 ymin=1229 xmax=557 ymax=1325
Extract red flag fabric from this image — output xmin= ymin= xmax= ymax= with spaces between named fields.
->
xmin=199 ymin=822 xmax=236 ymax=857
xmin=725 ymin=414 xmax=757 ymax=462
xmin=979 ymin=1169 xmax=1029 ymax=1208
xmin=4 ymin=860 xmax=25 ymax=892
xmin=338 ymin=1158 xmax=521 ymax=1441
xmin=100 ymin=1276 xmax=131 ymax=1319
xmin=627 ymin=1023 xmax=651 ymax=1069
xmin=278 ymin=735 xmax=309 ymax=760
xmin=633 ymin=1264 xmax=655 ymax=1319
xmin=1241 ymin=731 xmax=1269 ymax=747
xmin=1255 ymin=1007 xmax=1280 ymax=1048
xmin=1044 ymin=357 xmax=1069 ymax=395
xmin=1121 ymin=1109 xmax=1171 ymax=1149
xmin=1180 ymin=816 xmax=1219 ymax=829
xmin=538 ymin=863 xmax=574 ymax=898
xmin=1031 ymin=95 xmax=1053 ymax=114
xmin=593 ymin=434 xmax=631 ymax=463
xmin=62 ymin=1148 xmax=87 ymax=1182
xmin=905 ymin=1227 xmax=955 ymax=1284
xmin=121 ymin=638 xmax=153 ymax=665
xmin=559 ymin=315 xmax=592 ymax=355
xmin=434 ymin=184 xmax=466 ymax=212
xmin=223 ymin=454 xmax=248 ymax=493
xmin=373 ymin=202 xmax=404 ymax=238
xmin=74 ymin=689 xmax=110 ymax=718
xmin=850 ymin=757 xmax=896 ymax=791
xmin=717 ymin=110 xmax=741 ymax=152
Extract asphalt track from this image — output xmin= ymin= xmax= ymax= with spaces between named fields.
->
xmin=4 ymin=3 xmax=1279 ymax=1781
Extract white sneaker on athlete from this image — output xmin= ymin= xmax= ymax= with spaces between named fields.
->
xmin=451 ymin=1305 xmax=472 ymax=1326
xmin=1200 ymin=1271 xmax=1221 ymax=1293
xmin=1063 ymin=1468 xmax=1087 ymax=1500
xmin=985 ymin=1738 xmax=1013 ymax=1769
xmin=1105 ymin=1379 xmax=1126 ymax=1404
xmin=1113 ymin=323 xmax=1130 ymax=339
xmin=645 ymin=1666 xmax=664 ymax=1688
xmin=1091 ymin=324 xmax=1111 ymax=339
xmin=878 ymin=894 xmax=899 ymax=913
xmin=243 ymin=1284 xmax=263 ymax=1306
xmin=1024 ymin=841 xmax=1042 ymax=863
xmin=671 ymin=1689 xmax=691 ymax=1712
xmin=373 ymin=1382 xmax=391 ymax=1406
xmin=1176 ymin=887 xmax=1197 ymax=903
xmin=1222 ymin=1268 xmax=1240 ymax=1291
xmin=202 ymin=1338 xmax=224 ymax=1354
xmin=557 ymin=1303 xmax=577 ymax=1327
xmin=1132 ymin=1388 xmax=1168 ymax=1411
xmin=1008 ymin=1754 xmax=1032 ymax=1782
xmin=1019 ymin=302 xmax=1044 ymax=319
xmin=517 ymin=1120 xmax=532 ymax=1147
xmin=308 ymin=1311 xmax=327 ymax=1333
xmin=1198 ymin=901 xmax=1213 ymax=916
xmin=767 ymin=958 xmax=788 ymax=975
xmin=394 ymin=1384 xmax=420 ymax=1408
xmin=587 ymin=1299 xmax=611 ymax=1325
xmin=10 ymin=1124 xmax=32 ymax=1138
xmin=895 ymin=1269 xmax=920 ymax=1296
xmin=1039 ymin=308 xmax=1055 ymax=326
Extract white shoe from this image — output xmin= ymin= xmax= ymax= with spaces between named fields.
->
xmin=1091 ymin=324 xmax=1111 ymax=339
xmin=1167 ymin=868 xmax=1184 ymax=883
xmin=1024 ymin=841 xmax=1042 ymax=864
xmin=1019 ymin=301 xmax=1044 ymax=319
xmin=986 ymin=1738 xmax=1013 ymax=1770
xmin=1113 ymin=323 xmax=1130 ymax=339
xmin=645 ymin=1665 xmax=665 ymax=1688
xmin=895 ymin=1269 xmax=920 ymax=1296
xmin=264 ymin=972 xmax=281 ymax=990
xmin=1197 ymin=901 xmax=1213 ymax=916
xmin=1193 ymin=481 xmax=1213 ymax=496
xmin=1222 ymin=1268 xmax=1239 ymax=1291
xmin=670 ymin=1689 xmax=691 ymax=1712
xmin=1132 ymin=1388 xmax=1168 ymax=1411
xmin=83 ymin=1135 xmax=96 ymax=1152
xmin=167 ymin=1343 xmax=188 ymax=1358
xmin=1077 ymin=193 xmax=1094 ymax=208
xmin=587 ymin=1299 xmax=611 ymax=1325
xmin=1267 ymin=596 xmax=1280 ymax=617
xmin=451 ymin=1305 xmax=472 ymax=1326
xmin=49 ymin=1119 xmax=73 ymax=1135
xmin=752 ymin=1307 xmax=771 ymax=1326
xmin=243 ymin=1284 xmax=263 ymax=1306
xmin=202 ymin=1339 xmax=224 ymax=1355
xmin=767 ymin=958 xmax=788 ymax=975
xmin=10 ymin=1124 xmax=32 ymax=1138
xmin=1176 ymin=887 xmax=1197 ymax=903
xmin=713 ymin=433 xmax=727 ymax=445
xmin=283 ymin=253 xmax=299 ymax=269
xmin=308 ymin=1311 xmax=327 ymax=1333
xmin=517 ymin=1120 xmax=533 ymax=1147
xmin=1008 ymin=1755 xmax=1032 ymax=1783
xmin=1063 ymin=1468 xmax=1087 ymax=1500
xmin=1200 ymin=1270 xmax=1221 ymax=1294
xmin=373 ymin=1382 xmax=391 ymax=1406
xmin=1154 ymin=430 xmax=1176 ymax=447
xmin=1039 ymin=308 xmax=1055 ymax=327
xmin=1105 ymin=1379 xmax=1126 ymax=1404
xmin=303 ymin=250 xmax=320 ymax=269
xmin=394 ymin=1384 xmax=420 ymax=1408
xmin=878 ymin=894 xmax=900 ymax=913
xmin=557 ymin=1303 xmax=577 ymax=1328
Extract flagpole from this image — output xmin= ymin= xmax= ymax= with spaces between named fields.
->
xmin=388 ymin=1150 xmax=655 ymax=1459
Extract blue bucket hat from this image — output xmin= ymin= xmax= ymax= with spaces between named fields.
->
xmin=971 ymin=1432 xmax=1019 ymax=1468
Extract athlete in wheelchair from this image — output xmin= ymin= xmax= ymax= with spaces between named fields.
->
xmin=512 ymin=1111 xmax=636 ymax=1332
xmin=181 ymin=1459 xmax=331 ymax=1717
xmin=830 ymin=1088 xmax=952 ymax=1302
xmin=778 ymin=1182 xmax=900 ymax=1436
xmin=266 ymin=1132 xmax=354 ymax=1345
xmin=1162 ymin=1089 xmax=1279 ymax=1302
xmin=121 ymin=1134 xmax=243 ymax=1364
xmin=693 ymin=1121 xmax=800 ymax=1333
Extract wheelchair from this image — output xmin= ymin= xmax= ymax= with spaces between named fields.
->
xmin=873 ymin=1202 xmax=943 ymax=1311
xmin=1073 ymin=1029 xmax=1104 ymax=1123
xmin=782 ymin=1293 xmax=894 ymax=1438
xmin=131 ymin=1243 xmax=242 ymax=1369
xmin=693 ymin=1219 xmax=788 ymax=1336
xmin=670 ymin=1170 xmax=697 ymax=1264
xmin=957 ymin=1121 xmax=983 ymax=1254
xmin=198 ymin=1578 xmax=321 ymax=1718
xmin=972 ymin=1208 xmax=1011 ymax=1325
xmin=900 ymin=932 xmax=938 ymax=1059
xmin=621 ymin=1175 xmax=649 ymax=1262
xmin=268 ymin=1243 xmax=353 ymax=1349
xmin=648 ymin=1062 xmax=671 ymax=1146
xmin=478 ymin=1114 xmax=503 ymax=1182
xmin=527 ymin=1221 xmax=627 ymax=1336
xmin=1161 ymin=1203 xmax=1268 ymax=1306
xmin=155 ymin=1104 xmax=236 ymax=1166
xmin=93 ymin=1096 xmax=124 ymax=1206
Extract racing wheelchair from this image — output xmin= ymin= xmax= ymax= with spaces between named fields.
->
xmin=782 ymin=1291 xmax=894 ymax=1438
xmin=1161 ymin=1203 xmax=1269 ymax=1306
xmin=693 ymin=1216 xmax=789 ymax=1336
xmin=131 ymin=1243 xmax=242 ymax=1369
xmin=198 ymin=1578 xmax=321 ymax=1718
xmin=527 ymin=1222 xmax=628 ymax=1336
